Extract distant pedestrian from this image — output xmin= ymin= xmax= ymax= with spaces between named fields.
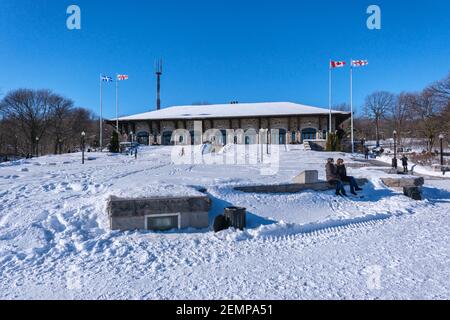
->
xmin=325 ymin=158 xmax=347 ymax=197
xmin=392 ymin=157 xmax=398 ymax=169
xmin=364 ymin=147 xmax=370 ymax=160
xmin=401 ymin=155 xmax=409 ymax=173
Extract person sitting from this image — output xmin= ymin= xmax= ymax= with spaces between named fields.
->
xmin=326 ymin=158 xmax=347 ymax=197
xmin=401 ymin=155 xmax=409 ymax=173
xmin=336 ymin=159 xmax=363 ymax=196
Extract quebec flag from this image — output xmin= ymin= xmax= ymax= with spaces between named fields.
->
xmin=101 ymin=75 xmax=113 ymax=82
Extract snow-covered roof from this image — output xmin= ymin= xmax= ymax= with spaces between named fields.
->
xmin=115 ymin=102 xmax=350 ymax=121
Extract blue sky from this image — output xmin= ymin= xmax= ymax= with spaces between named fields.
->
xmin=0 ymin=0 xmax=449 ymax=118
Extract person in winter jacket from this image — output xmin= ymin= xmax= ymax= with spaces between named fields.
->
xmin=336 ymin=159 xmax=363 ymax=195
xmin=401 ymin=155 xmax=409 ymax=173
xmin=364 ymin=147 xmax=370 ymax=160
xmin=326 ymin=158 xmax=347 ymax=197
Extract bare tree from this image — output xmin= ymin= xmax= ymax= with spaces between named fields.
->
xmin=411 ymin=89 xmax=444 ymax=152
xmin=48 ymin=95 xmax=75 ymax=154
xmin=429 ymin=73 xmax=450 ymax=105
xmin=390 ymin=92 xmax=415 ymax=144
xmin=0 ymin=88 xmax=104 ymax=159
xmin=0 ymin=89 xmax=53 ymax=156
xmin=364 ymin=91 xmax=395 ymax=146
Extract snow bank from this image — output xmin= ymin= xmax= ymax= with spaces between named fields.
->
xmin=0 ymin=146 xmax=449 ymax=299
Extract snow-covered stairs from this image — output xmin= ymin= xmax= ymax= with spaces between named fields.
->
xmin=304 ymin=141 xmax=312 ymax=151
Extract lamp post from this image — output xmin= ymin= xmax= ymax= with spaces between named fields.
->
xmin=362 ymin=138 xmax=366 ymax=154
xmin=35 ymin=137 xmax=40 ymax=158
xmin=81 ymin=131 xmax=86 ymax=164
xmin=439 ymin=134 xmax=445 ymax=166
xmin=392 ymin=130 xmax=398 ymax=169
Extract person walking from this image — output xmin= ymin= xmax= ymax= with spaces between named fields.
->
xmin=401 ymin=155 xmax=409 ymax=173
xmin=336 ymin=159 xmax=363 ymax=196
xmin=326 ymin=158 xmax=347 ymax=197
xmin=364 ymin=147 xmax=370 ymax=160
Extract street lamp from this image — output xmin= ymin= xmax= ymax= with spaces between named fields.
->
xmin=439 ymin=134 xmax=445 ymax=166
xmin=58 ymin=139 xmax=63 ymax=154
xmin=81 ymin=131 xmax=86 ymax=164
xmin=392 ymin=130 xmax=398 ymax=169
xmin=35 ymin=137 xmax=40 ymax=158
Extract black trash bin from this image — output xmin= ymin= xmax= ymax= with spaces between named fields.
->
xmin=224 ymin=207 xmax=247 ymax=230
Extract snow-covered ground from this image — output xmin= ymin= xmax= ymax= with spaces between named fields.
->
xmin=0 ymin=146 xmax=449 ymax=300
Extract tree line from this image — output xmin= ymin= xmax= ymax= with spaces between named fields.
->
xmin=354 ymin=73 xmax=449 ymax=152
xmin=1 ymin=74 xmax=448 ymax=160
xmin=0 ymin=89 xmax=111 ymax=159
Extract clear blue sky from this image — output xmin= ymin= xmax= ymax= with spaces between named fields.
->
xmin=0 ymin=0 xmax=449 ymax=118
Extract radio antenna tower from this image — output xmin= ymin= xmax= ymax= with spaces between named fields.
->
xmin=155 ymin=59 xmax=163 ymax=110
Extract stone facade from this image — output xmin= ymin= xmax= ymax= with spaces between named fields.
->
xmin=118 ymin=114 xmax=345 ymax=146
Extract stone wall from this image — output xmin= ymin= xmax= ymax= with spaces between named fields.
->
xmin=108 ymin=195 xmax=212 ymax=231
xmin=123 ymin=115 xmax=337 ymax=145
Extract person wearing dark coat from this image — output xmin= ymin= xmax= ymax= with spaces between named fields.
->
xmin=336 ymin=159 xmax=363 ymax=195
xmin=401 ymin=155 xmax=409 ymax=173
xmin=325 ymin=158 xmax=347 ymax=197
xmin=364 ymin=147 xmax=370 ymax=160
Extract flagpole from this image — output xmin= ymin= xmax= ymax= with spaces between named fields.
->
xmin=329 ymin=60 xmax=332 ymax=134
xmin=116 ymin=75 xmax=119 ymax=132
xmin=350 ymin=59 xmax=354 ymax=154
xmin=100 ymin=74 xmax=103 ymax=153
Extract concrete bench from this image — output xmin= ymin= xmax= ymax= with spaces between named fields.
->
xmin=107 ymin=195 xmax=211 ymax=231
xmin=381 ymin=177 xmax=424 ymax=188
xmin=234 ymin=179 xmax=369 ymax=194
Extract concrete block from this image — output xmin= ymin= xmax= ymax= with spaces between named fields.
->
xmin=293 ymin=170 xmax=319 ymax=184
xmin=107 ymin=195 xmax=211 ymax=231
xmin=403 ymin=186 xmax=422 ymax=201
xmin=381 ymin=177 xmax=424 ymax=188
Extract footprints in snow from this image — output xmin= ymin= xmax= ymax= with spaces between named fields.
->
xmin=41 ymin=181 xmax=105 ymax=194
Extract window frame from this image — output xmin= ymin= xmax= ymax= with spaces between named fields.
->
xmin=145 ymin=213 xmax=181 ymax=231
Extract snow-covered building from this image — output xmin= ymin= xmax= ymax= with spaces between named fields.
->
xmin=111 ymin=102 xmax=351 ymax=145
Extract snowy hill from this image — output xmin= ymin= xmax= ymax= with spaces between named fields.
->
xmin=0 ymin=146 xmax=449 ymax=299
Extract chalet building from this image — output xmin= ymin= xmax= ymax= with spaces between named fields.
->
xmin=112 ymin=102 xmax=351 ymax=146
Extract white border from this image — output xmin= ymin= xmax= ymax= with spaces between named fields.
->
xmin=144 ymin=213 xmax=181 ymax=231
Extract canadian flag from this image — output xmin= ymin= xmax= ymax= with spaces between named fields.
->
xmin=330 ymin=61 xmax=346 ymax=68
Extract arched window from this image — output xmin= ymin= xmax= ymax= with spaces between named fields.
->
xmin=136 ymin=132 xmax=150 ymax=145
xmin=278 ymin=129 xmax=287 ymax=145
xmin=162 ymin=131 xmax=174 ymax=145
xmin=220 ymin=130 xmax=227 ymax=145
xmin=301 ymin=128 xmax=317 ymax=142
xmin=291 ymin=132 xmax=297 ymax=144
